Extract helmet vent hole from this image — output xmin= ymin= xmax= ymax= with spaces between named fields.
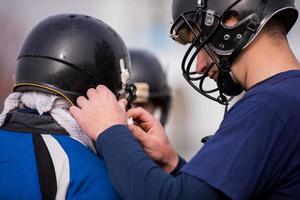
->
xmin=84 ymin=15 xmax=91 ymax=19
xmin=223 ymin=10 xmax=240 ymax=26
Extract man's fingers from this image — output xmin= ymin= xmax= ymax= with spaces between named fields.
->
xmin=96 ymin=85 xmax=113 ymax=95
xmin=76 ymin=96 xmax=88 ymax=109
xmin=70 ymin=106 xmax=83 ymax=122
xmin=96 ymin=84 xmax=106 ymax=92
xmin=87 ymin=88 xmax=97 ymax=100
xmin=95 ymin=85 xmax=118 ymax=103
xmin=127 ymin=107 xmax=156 ymax=124
xmin=128 ymin=124 xmax=149 ymax=142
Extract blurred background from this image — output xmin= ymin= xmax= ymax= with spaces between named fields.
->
xmin=1 ymin=0 xmax=300 ymax=160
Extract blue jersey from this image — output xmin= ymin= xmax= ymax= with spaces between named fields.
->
xmin=182 ymin=70 xmax=300 ymax=199
xmin=0 ymin=111 xmax=120 ymax=200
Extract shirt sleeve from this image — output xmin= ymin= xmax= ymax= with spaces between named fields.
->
xmin=181 ymin=100 xmax=288 ymax=199
xmin=170 ymin=155 xmax=187 ymax=176
xmin=96 ymin=125 xmax=227 ymax=200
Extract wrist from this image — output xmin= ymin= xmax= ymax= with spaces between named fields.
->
xmin=161 ymin=149 xmax=179 ymax=173
xmin=170 ymin=155 xmax=186 ymax=176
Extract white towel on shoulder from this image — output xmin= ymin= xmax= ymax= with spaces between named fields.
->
xmin=0 ymin=91 xmax=96 ymax=153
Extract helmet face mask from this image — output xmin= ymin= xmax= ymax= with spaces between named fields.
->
xmin=170 ymin=0 xmax=298 ymax=105
xmin=170 ymin=2 xmax=243 ymax=105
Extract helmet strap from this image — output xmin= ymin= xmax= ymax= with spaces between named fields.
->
xmin=227 ymin=0 xmax=270 ymax=65
xmin=218 ymin=0 xmax=270 ymax=96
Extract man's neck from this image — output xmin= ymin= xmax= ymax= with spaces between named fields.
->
xmin=232 ymin=33 xmax=300 ymax=90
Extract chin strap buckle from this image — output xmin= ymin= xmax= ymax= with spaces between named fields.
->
xmin=205 ymin=9 xmax=216 ymax=26
xmin=116 ymin=82 xmax=136 ymax=111
xmin=124 ymin=82 xmax=137 ymax=103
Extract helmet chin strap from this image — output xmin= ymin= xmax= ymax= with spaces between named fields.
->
xmin=216 ymin=60 xmax=243 ymax=97
xmin=212 ymin=1 xmax=268 ymax=114
xmin=216 ymin=9 xmax=263 ymax=98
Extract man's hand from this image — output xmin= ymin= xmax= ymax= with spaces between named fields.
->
xmin=127 ymin=107 xmax=179 ymax=173
xmin=70 ymin=85 xmax=127 ymax=141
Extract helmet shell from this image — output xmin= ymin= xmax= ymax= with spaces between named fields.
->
xmin=172 ymin=0 xmax=298 ymax=55
xmin=15 ymin=14 xmax=130 ymax=104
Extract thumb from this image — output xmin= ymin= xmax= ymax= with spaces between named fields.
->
xmin=118 ymin=99 xmax=128 ymax=112
xmin=128 ymin=124 xmax=149 ymax=142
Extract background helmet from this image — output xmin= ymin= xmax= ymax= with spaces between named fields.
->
xmin=14 ymin=14 xmax=135 ymax=105
xmin=129 ymin=49 xmax=171 ymax=126
xmin=170 ymin=0 xmax=298 ymax=105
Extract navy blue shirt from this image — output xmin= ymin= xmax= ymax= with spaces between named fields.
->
xmin=96 ymin=70 xmax=300 ymax=199
xmin=182 ymin=70 xmax=300 ymax=199
xmin=97 ymin=125 xmax=225 ymax=200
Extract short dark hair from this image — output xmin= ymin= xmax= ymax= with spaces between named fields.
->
xmin=262 ymin=16 xmax=287 ymax=45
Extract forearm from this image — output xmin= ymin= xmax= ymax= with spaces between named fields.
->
xmin=96 ymin=125 xmax=224 ymax=200
xmin=97 ymin=125 xmax=168 ymax=199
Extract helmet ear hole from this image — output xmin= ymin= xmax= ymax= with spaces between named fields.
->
xmin=222 ymin=10 xmax=240 ymax=27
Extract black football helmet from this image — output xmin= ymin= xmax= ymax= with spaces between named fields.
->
xmin=129 ymin=49 xmax=171 ymax=126
xmin=170 ymin=0 xmax=298 ymax=105
xmin=14 ymin=14 xmax=136 ymax=105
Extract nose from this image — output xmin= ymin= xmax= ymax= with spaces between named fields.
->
xmin=196 ymin=49 xmax=211 ymax=74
